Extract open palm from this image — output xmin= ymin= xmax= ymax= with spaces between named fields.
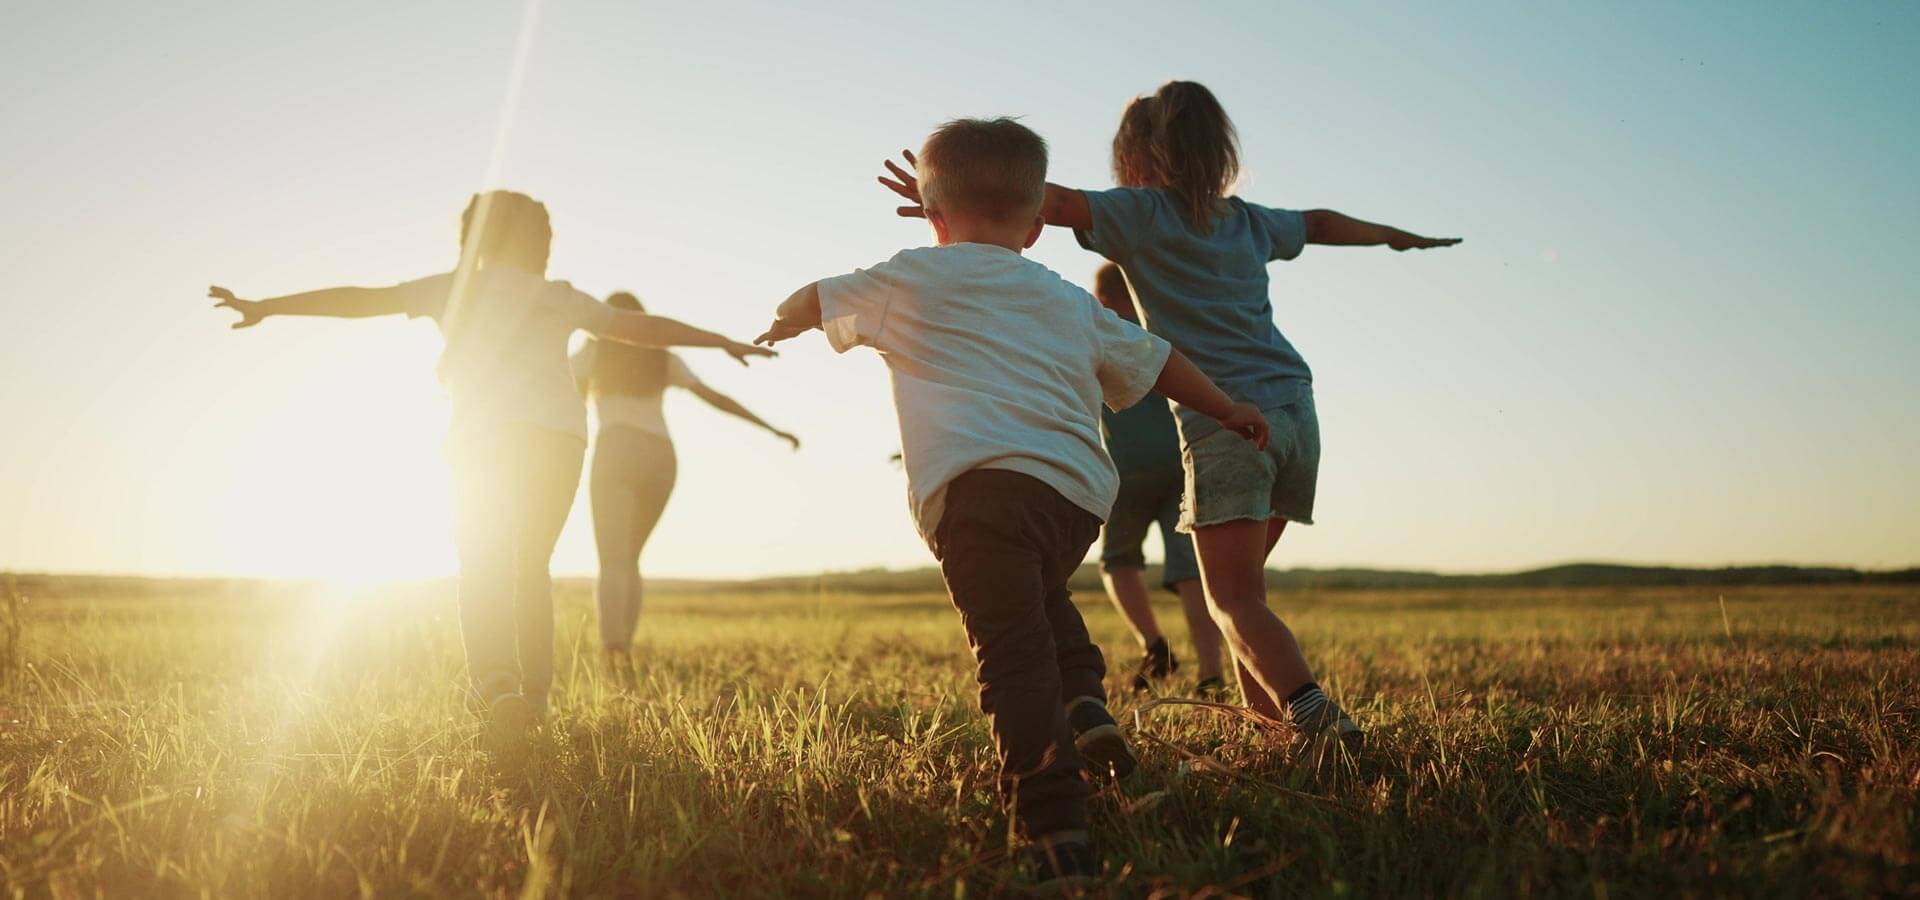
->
xmin=209 ymin=285 xmax=265 ymax=329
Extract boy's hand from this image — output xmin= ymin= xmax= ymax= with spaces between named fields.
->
xmin=1388 ymin=233 xmax=1462 ymax=252
xmin=209 ymin=285 xmax=267 ymax=329
xmin=725 ymin=340 xmax=777 ymax=366
xmin=753 ymin=317 xmax=812 ymax=347
xmin=877 ymin=150 xmax=927 ymax=219
xmin=1218 ymin=401 xmax=1271 ymax=449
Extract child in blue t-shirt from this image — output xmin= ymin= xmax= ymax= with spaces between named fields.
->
xmin=882 ymin=80 xmax=1460 ymax=753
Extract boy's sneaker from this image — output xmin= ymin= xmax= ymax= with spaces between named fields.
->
xmin=1028 ymin=831 xmax=1098 ymax=893
xmin=1129 ymin=637 xmax=1177 ymax=692
xmin=484 ymin=692 xmax=538 ymax=769
xmin=1065 ymin=696 xmax=1137 ymax=780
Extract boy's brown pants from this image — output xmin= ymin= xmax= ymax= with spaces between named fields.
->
xmin=928 ymin=469 xmax=1108 ymax=837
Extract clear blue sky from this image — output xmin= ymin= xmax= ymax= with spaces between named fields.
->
xmin=2 ymin=1 xmax=1915 ymax=578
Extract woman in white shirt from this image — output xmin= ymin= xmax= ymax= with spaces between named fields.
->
xmin=573 ymin=291 xmax=798 ymax=658
xmin=209 ymin=191 xmax=771 ymax=753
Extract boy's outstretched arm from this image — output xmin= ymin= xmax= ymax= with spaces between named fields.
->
xmin=1152 ymin=349 xmax=1271 ymax=449
xmin=1302 ymin=210 xmax=1461 ymax=251
xmin=754 ymin=282 xmax=822 ymax=346
xmin=602 ymin=312 xmax=774 ymax=366
xmin=209 ymin=284 xmax=410 ymax=329
xmin=876 ymin=150 xmax=1093 ymax=230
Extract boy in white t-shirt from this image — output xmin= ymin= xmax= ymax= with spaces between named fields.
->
xmin=755 ymin=118 xmax=1267 ymax=887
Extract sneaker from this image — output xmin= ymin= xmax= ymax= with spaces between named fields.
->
xmin=1129 ymin=638 xmax=1177 ymax=692
xmin=1065 ymin=696 xmax=1137 ymax=780
xmin=1300 ymin=713 xmax=1366 ymax=764
xmin=484 ymin=692 xmax=538 ymax=769
xmin=1193 ymin=675 xmax=1228 ymax=700
xmin=1335 ymin=714 xmax=1365 ymax=754
xmin=1028 ymin=832 xmax=1098 ymax=893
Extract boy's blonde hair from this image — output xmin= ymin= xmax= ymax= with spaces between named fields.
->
xmin=917 ymin=118 xmax=1048 ymax=224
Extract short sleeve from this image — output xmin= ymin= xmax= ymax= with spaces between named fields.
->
xmin=1091 ymin=300 xmax=1172 ymax=411
xmin=391 ymin=273 xmax=454 ymax=319
xmin=1254 ymin=204 xmax=1308 ymax=261
xmin=666 ymin=354 xmax=701 ymax=390
xmin=1074 ymin=188 xmax=1163 ymax=259
xmin=553 ymin=282 xmax=617 ymax=335
xmin=816 ymin=260 xmax=897 ymax=353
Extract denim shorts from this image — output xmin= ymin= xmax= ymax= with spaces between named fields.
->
xmin=1178 ymin=392 xmax=1320 ymax=532
xmin=1099 ymin=463 xmax=1200 ymax=589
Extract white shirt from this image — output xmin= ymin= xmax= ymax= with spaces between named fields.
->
xmin=818 ymin=243 xmax=1172 ymax=540
xmin=568 ymin=345 xmax=703 ymax=438
xmin=393 ymin=268 xmax=616 ymax=441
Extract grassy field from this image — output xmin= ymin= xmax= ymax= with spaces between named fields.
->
xmin=1 ymin=578 xmax=1915 ymax=898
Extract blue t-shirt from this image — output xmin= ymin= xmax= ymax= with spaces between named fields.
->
xmin=1101 ymin=390 xmax=1181 ymax=479
xmin=1075 ymin=187 xmax=1312 ymax=443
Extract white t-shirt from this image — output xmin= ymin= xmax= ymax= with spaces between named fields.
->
xmin=817 ymin=243 xmax=1172 ymax=540
xmin=392 ymin=268 xmax=616 ymax=441
xmin=568 ymin=344 xmax=703 ymax=438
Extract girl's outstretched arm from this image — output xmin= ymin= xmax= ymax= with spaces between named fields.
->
xmin=1302 ymin=210 xmax=1461 ymax=251
xmin=686 ymin=383 xmax=800 ymax=450
xmin=601 ymin=311 xmax=775 ymax=367
xmin=876 ymin=150 xmax=1093 ymax=230
xmin=209 ymin=284 xmax=412 ymax=329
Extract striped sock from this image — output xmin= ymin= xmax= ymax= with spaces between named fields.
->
xmin=1286 ymin=682 xmax=1340 ymax=732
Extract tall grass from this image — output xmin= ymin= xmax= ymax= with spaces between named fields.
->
xmin=1 ymin=582 xmax=1914 ymax=897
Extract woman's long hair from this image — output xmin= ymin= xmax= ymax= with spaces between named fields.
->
xmin=1110 ymin=81 xmax=1241 ymax=232
xmin=589 ymin=292 xmax=669 ymax=397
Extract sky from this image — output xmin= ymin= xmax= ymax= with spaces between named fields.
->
xmin=1 ymin=1 xmax=1916 ymax=580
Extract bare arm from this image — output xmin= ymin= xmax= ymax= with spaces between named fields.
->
xmin=1302 ymin=209 xmax=1461 ymax=251
xmin=602 ymin=311 xmax=774 ymax=366
xmin=687 ymin=383 xmax=800 ymax=450
xmin=754 ymin=282 xmax=823 ymax=346
xmin=208 ymin=284 xmax=411 ymax=329
xmin=876 ymin=150 xmax=1093 ymax=231
xmin=1152 ymin=349 xmax=1270 ymax=448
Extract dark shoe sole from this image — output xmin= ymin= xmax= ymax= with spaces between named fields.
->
xmin=1074 ymin=723 xmax=1138 ymax=780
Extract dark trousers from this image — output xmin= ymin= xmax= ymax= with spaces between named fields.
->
xmin=928 ymin=469 xmax=1107 ymax=837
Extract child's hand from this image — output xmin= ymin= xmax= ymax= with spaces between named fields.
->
xmin=753 ymin=317 xmax=811 ymax=347
xmin=725 ymin=340 xmax=777 ymax=366
xmin=1388 ymin=233 xmax=1462 ymax=252
xmin=877 ymin=150 xmax=927 ymax=219
xmin=209 ymin=285 xmax=266 ymax=329
xmin=1218 ymin=402 xmax=1271 ymax=450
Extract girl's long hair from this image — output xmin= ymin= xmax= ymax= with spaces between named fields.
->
xmin=457 ymin=190 xmax=552 ymax=274
xmin=436 ymin=190 xmax=556 ymax=384
xmin=1110 ymin=81 xmax=1241 ymax=232
xmin=589 ymin=292 xmax=669 ymax=397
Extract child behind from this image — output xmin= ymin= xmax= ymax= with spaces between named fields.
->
xmin=756 ymin=118 xmax=1265 ymax=887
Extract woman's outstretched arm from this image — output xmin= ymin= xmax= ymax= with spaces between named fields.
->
xmin=687 ymin=383 xmax=800 ymax=450
xmin=601 ymin=311 xmax=775 ymax=366
xmin=209 ymin=284 xmax=413 ymax=329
